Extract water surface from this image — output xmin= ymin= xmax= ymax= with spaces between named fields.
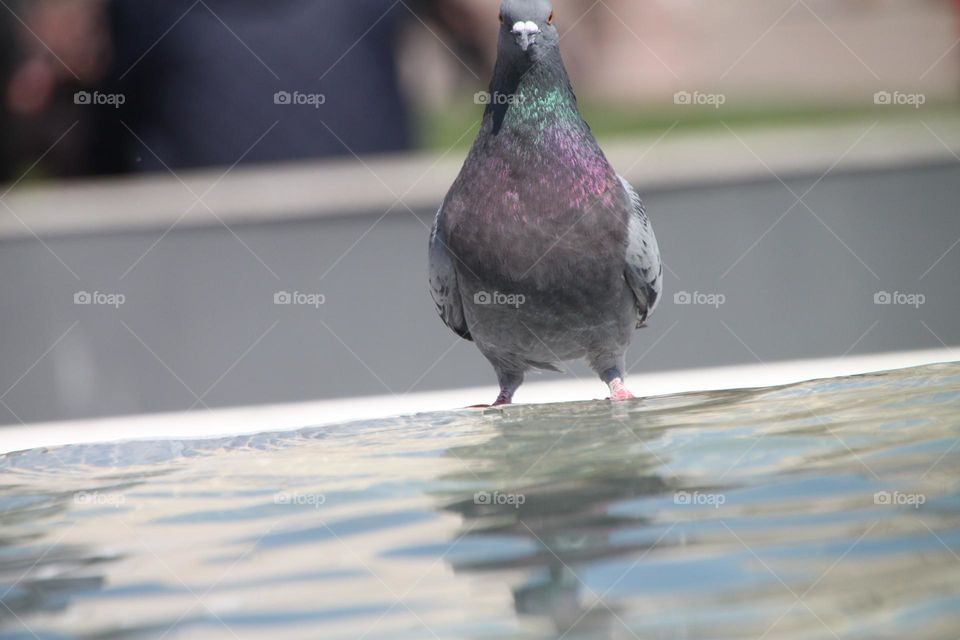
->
xmin=2 ymin=363 xmax=959 ymax=639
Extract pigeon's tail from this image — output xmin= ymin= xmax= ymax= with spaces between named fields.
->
xmin=526 ymin=359 xmax=563 ymax=373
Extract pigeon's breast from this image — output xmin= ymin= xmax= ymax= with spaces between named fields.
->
xmin=443 ymin=105 xmax=633 ymax=297
xmin=444 ymin=160 xmax=628 ymax=300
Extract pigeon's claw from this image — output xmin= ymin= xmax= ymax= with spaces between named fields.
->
xmin=608 ymin=378 xmax=635 ymax=402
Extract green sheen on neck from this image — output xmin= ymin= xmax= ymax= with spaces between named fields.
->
xmin=511 ymin=82 xmax=580 ymax=131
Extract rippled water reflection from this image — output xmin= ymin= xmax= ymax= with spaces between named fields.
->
xmin=2 ymin=363 xmax=959 ymax=639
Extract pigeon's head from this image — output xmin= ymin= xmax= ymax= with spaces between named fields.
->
xmin=498 ymin=0 xmax=558 ymax=58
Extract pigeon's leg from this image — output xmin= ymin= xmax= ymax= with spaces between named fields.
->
xmin=493 ymin=367 xmax=524 ymax=406
xmin=607 ymin=377 xmax=635 ymax=402
xmin=596 ymin=359 xmax=635 ymax=402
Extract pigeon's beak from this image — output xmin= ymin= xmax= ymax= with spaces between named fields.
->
xmin=511 ymin=21 xmax=541 ymax=52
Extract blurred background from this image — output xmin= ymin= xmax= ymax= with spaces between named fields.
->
xmin=0 ymin=0 xmax=958 ymax=424
xmin=1 ymin=0 xmax=957 ymax=177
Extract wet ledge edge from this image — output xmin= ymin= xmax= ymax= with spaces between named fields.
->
xmin=0 ymin=348 xmax=956 ymax=456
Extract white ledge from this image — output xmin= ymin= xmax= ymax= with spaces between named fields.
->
xmin=0 ymin=348 xmax=955 ymax=456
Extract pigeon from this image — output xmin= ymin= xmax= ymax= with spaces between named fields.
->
xmin=429 ymin=0 xmax=663 ymax=406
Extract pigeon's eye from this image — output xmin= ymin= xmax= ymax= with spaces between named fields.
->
xmin=498 ymin=11 xmax=504 ymax=24
xmin=547 ymin=11 xmax=554 ymax=25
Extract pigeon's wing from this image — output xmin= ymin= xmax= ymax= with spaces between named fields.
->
xmin=619 ymin=176 xmax=663 ymax=327
xmin=428 ymin=208 xmax=472 ymax=341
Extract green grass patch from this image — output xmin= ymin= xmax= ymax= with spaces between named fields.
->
xmin=417 ymin=99 xmax=960 ymax=150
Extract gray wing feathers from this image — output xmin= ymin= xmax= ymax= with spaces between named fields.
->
xmin=428 ymin=210 xmax=472 ymax=341
xmin=619 ymin=176 xmax=663 ymax=327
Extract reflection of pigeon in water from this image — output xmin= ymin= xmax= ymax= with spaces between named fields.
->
xmin=513 ymin=565 xmax=586 ymax=631
xmin=429 ymin=0 xmax=662 ymax=406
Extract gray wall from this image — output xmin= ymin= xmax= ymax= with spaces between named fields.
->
xmin=1 ymin=161 xmax=958 ymax=424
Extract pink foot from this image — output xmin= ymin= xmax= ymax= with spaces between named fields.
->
xmin=608 ymin=378 xmax=635 ymax=402
xmin=465 ymin=396 xmax=512 ymax=409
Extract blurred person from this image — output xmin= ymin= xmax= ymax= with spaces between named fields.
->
xmin=3 ymin=0 xmax=484 ymax=178
xmin=1 ymin=0 xmax=111 ymax=179
xmin=0 ymin=9 xmax=15 ymax=182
